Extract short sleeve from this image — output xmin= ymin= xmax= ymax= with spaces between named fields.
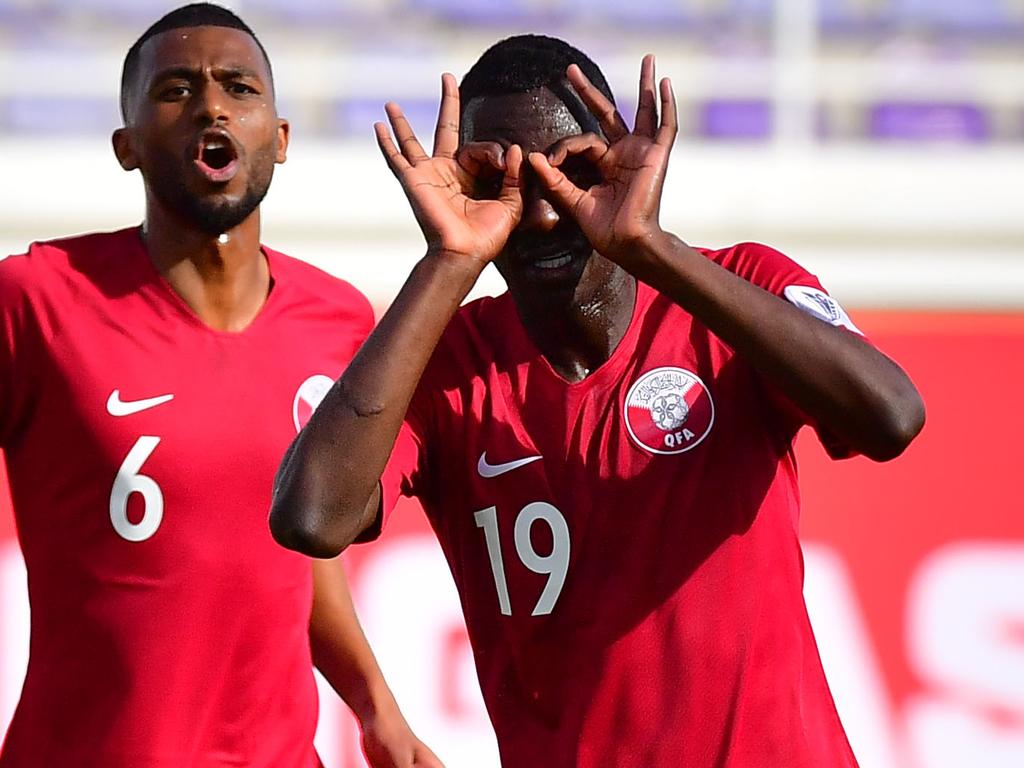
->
xmin=350 ymin=284 xmax=377 ymax=348
xmin=713 ymin=241 xmax=862 ymax=334
xmin=0 ymin=253 xmax=36 ymax=448
xmin=357 ymin=374 xmax=438 ymax=543
xmin=713 ymin=242 xmax=866 ymax=458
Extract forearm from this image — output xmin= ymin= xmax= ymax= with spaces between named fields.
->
xmin=629 ymin=233 xmax=925 ymax=459
xmin=308 ymin=558 xmax=403 ymax=725
xmin=271 ymin=253 xmax=483 ymax=556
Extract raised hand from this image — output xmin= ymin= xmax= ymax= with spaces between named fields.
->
xmin=527 ymin=55 xmax=677 ymax=267
xmin=375 ymin=73 xmax=523 ymax=267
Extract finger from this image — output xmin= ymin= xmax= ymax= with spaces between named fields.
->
xmin=385 ymin=101 xmax=429 ymax=163
xmin=456 ymin=141 xmax=505 ymax=177
xmin=655 ymin=76 xmax=678 ymax=148
xmin=527 ymin=151 xmax=586 ymax=216
xmin=634 ymin=54 xmax=657 ymax=138
xmin=498 ymin=144 xmax=524 ymax=218
xmin=566 ymin=63 xmax=628 ymax=142
xmin=432 ymin=72 xmax=460 ymax=159
xmin=546 ymin=132 xmax=608 ymax=169
xmin=374 ymin=120 xmax=411 ymax=176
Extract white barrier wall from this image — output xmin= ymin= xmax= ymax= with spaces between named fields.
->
xmin=0 ymin=141 xmax=1021 ymax=310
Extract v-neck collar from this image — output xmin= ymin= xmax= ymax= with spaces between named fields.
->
xmin=129 ymin=226 xmax=282 ymax=338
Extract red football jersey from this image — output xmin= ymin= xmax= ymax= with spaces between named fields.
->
xmin=0 ymin=228 xmax=372 ymax=767
xmin=382 ymin=242 xmax=863 ymax=767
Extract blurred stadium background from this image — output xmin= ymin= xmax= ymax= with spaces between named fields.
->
xmin=0 ymin=1 xmax=1022 ymax=766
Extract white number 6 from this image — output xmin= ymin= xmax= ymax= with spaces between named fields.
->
xmin=474 ymin=502 xmax=571 ymax=617
xmin=110 ymin=436 xmax=164 ymax=542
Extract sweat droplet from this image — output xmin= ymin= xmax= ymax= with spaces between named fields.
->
xmin=217 ymin=233 xmax=229 ymax=245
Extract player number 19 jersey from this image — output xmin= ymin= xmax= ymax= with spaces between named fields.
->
xmin=382 ymin=241 xmax=863 ymax=768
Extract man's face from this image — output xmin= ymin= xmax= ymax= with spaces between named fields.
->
xmin=115 ymin=26 xmax=288 ymax=234
xmin=463 ymin=87 xmax=603 ymax=297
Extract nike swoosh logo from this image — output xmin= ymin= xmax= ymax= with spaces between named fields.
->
xmin=477 ymin=451 xmax=542 ymax=478
xmin=106 ymin=390 xmax=175 ymax=417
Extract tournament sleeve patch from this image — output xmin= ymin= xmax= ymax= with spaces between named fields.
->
xmin=783 ymin=285 xmax=862 ymax=335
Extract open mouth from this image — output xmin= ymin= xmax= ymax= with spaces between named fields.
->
xmin=193 ymin=131 xmax=239 ymax=182
xmin=203 ymin=143 xmax=234 ymax=170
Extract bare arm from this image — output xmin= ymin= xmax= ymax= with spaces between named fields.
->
xmin=270 ymin=74 xmax=523 ymax=556
xmin=530 ymin=56 xmax=924 ymax=460
xmin=310 ymin=558 xmax=444 ymax=768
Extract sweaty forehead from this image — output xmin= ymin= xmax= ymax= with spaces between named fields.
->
xmin=136 ymin=26 xmax=272 ymax=87
xmin=462 ymin=88 xmax=584 ymax=153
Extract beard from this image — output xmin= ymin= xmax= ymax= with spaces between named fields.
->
xmin=168 ymin=179 xmax=269 ymax=235
xmin=145 ymin=142 xmax=277 ymax=235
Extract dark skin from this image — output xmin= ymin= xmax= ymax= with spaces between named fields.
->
xmin=112 ymin=25 xmax=442 ymax=768
xmin=270 ymin=55 xmax=925 ymax=557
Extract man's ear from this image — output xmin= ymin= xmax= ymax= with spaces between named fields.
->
xmin=275 ymin=118 xmax=290 ymax=164
xmin=112 ymin=127 xmax=139 ymax=171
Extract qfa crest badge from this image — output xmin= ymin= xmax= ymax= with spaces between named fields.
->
xmin=624 ymin=367 xmax=714 ymax=455
xmin=293 ymin=374 xmax=334 ymax=432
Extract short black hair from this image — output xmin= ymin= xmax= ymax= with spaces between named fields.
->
xmin=460 ymin=34 xmax=615 ymax=114
xmin=119 ymin=3 xmax=272 ymax=122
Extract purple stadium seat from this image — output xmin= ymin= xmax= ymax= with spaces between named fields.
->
xmin=59 ymin=0 xmax=184 ymax=21
xmin=896 ymin=0 xmax=1024 ymax=37
xmin=0 ymin=1 xmax=60 ymax=28
xmin=559 ymin=0 xmax=772 ymax=29
xmin=2 ymin=96 xmax=118 ymax=135
xmin=699 ymin=99 xmax=772 ymax=140
xmin=408 ymin=0 xmax=560 ymax=25
xmin=333 ymin=97 xmax=439 ymax=139
xmin=560 ymin=0 xmax=694 ymax=26
xmin=241 ymin=0 xmax=360 ymax=24
xmin=817 ymin=0 xmax=897 ymax=36
xmin=868 ymin=102 xmax=990 ymax=142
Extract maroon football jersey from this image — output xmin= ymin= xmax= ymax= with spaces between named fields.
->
xmin=382 ymin=242 xmax=862 ymax=767
xmin=0 ymin=228 xmax=372 ymax=767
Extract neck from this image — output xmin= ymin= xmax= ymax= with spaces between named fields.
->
xmin=142 ymin=204 xmax=270 ymax=333
xmin=512 ymin=261 xmax=636 ymax=383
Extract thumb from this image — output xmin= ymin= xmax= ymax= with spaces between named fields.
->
xmin=497 ymin=144 xmax=524 ymax=220
xmin=527 ymin=151 xmax=586 ymax=216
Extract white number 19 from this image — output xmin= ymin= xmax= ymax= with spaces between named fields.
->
xmin=473 ymin=502 xmax=570 ymax=617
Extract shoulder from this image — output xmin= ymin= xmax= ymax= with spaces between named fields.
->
xmin=441 ymin=292 xmax=514 ymax=356
xmin=263 ymin=247 xmax=376 ymax=331
xmin=1 ymin=228 xmax=137 ymax=305
xmin=696 ymin=241 xmax=861 ymax=332
xmin=698 ymin=240 xmax=804 ymax=275
xmin=422 ymin=292 xmax=515 ymax=387
xmin=695 ymin=241 xmax=823 ymax=295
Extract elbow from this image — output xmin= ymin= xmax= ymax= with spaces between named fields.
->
xmin=269 ymin=481 xmax=379 ymax=559
xmin=863 ymin=388 xmax=926 ymax=462
xmin=269 ymin=447 xmax=364 ymax=558
xmin=269 ymin=503 xmax=347 ymax=559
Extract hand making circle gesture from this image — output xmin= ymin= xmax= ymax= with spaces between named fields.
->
xmin=375 ymin=73 xmax=524 ymax=268
xmin=528 ymin=55 xmax=677 ymax=266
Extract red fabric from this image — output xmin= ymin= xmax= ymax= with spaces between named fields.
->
xmin=0 ymin=228 xmax=372 ymax=767
xmin=380 ymin=242 xmax=861 ymax=767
